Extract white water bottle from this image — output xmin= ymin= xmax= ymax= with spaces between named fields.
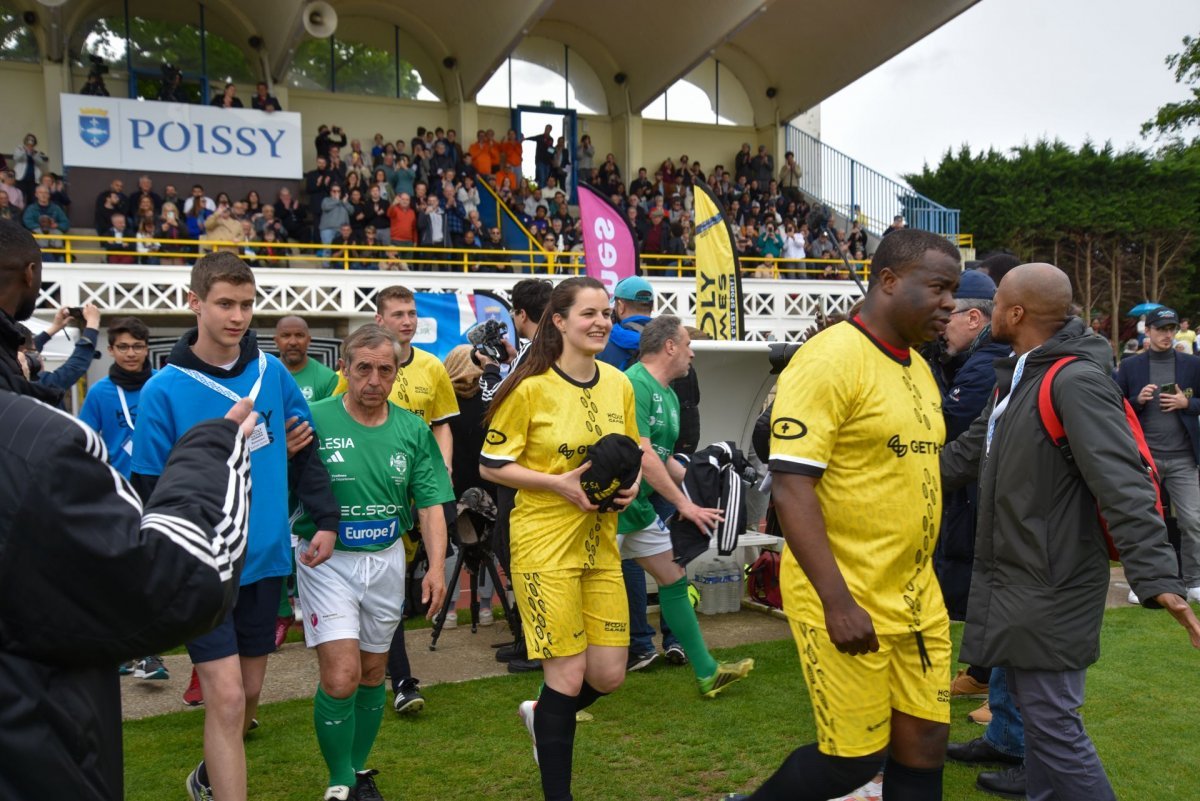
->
xmin=698 ymin=560 xmax=720 ymax=615
xmin=720 ymin=562 xmax=738 ymax=613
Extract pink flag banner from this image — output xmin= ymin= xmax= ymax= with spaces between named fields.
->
xmin=578 ymin=182 xmax=638 ymax=295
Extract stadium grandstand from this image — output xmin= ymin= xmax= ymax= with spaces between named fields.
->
xmin=0 ymin=0 xmax=976 ymax=358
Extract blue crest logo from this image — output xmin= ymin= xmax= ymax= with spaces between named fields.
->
xmin=79 ymin=110 xmax=110 ymax=148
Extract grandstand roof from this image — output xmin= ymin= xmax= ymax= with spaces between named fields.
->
xmin=41 ymin=0 xmax=978 ymax=125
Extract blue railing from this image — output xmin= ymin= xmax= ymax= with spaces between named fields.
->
xmin=785 ymin=126 xmax=959 ymax=240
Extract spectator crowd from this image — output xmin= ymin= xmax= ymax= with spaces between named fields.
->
xmin=7 ymin=118 xmax=878 ymax=278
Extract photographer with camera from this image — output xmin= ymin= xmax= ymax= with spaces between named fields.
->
xmin=81 ymin=55 xmax=110 ymax=96
xmin=158 ymin=64 xmax=188 ymax=103
xmin=316 ymin=124 xmax=348 ymax=161
xmin=24 ymin=303 xmax=102 ymax=394
xmin=13 ymin=134 xmax=49 ymax=207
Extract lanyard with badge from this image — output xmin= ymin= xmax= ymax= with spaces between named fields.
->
xmin=985 ymin=349 xmax=1034 ymax=456
xmin=170 ymin=352 xmax=270 ymax=451
xmin=115 ymin=385 xmax=137 ymax=456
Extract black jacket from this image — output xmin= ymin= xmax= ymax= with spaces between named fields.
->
xmin=0 ymin=390 xmax=250 ymax=800
xmin=942 ymin=319 xmax=1184 ymax=670
xmin=1115 ymin=348 xmax=1200 ymax=462
xmin=0 ymin=307 xmax=62 ymax=405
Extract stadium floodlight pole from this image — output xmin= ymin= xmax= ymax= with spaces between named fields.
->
xmin=806 ymin=204 xmax=867 ymax=296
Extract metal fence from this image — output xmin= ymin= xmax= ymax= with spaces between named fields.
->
xmin=785 ymin=125 xmax=959 ymax=240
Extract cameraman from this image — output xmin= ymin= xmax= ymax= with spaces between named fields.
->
xmin=158 ymin=66 xmax=188 ymax=103
xmin=80 ymin=55 xmax=110 ymax=96
xmin=23 ymin=303 xmax=102 ymax=394
xmin=315 ymin=124 xmax=347 ymax=161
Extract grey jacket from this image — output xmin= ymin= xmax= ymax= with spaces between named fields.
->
xmin=942 ymin=318 xmax=1183 ymax=671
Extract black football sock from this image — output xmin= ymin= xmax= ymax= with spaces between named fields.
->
xmin=966 ymin=664 xmax=990 ymax=684
xmin=881 ymin=756 xmax=942 ymax=801
xmin=533 ymin=685 xmax=578 ymax=801
xmin=748 ymin=744 xmax=881 ymax=801
xmin=574 ymin=681 xmax=606 ymax=711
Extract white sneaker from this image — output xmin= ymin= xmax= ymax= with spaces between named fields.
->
xmin=518 ymin=699 xmax=538 ymax=766
xmin=829 ymin=777 xmax=882 ymax=801
xmin=323 ymin=786 xmax=351 ymax=801
xmin=1128 ymin=589 xmax=1140 ymax=605
xmin=442 ymin=606 xmax=457 ymax=629
xmin=1187 ymin=587 xmax=1200 ymax=604
xmin=478 ymin=607 xmax=494 ymax=627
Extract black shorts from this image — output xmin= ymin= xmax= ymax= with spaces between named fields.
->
xmin=186 ymin=577 xmax=285 ymax=664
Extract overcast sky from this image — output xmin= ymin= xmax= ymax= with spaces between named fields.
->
xmin=819 ymin=0 xmax=1200 ymax=183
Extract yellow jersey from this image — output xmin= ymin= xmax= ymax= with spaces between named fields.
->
xmin=334 ymin=346 xmax=459 ymax=425
xmin=768 ymin=318 xmax=947 ymax=635
xmin=481 ymin=362 xmax=639 ymax=572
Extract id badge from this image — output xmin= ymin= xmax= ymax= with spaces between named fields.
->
xmin=248 ymin=420 xmax=271 ymax=452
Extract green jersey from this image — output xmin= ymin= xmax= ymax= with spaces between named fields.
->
xmin=289 ymin=358 xmax=340 ymax=404
xmin=293 ymin=397 xmax=454 ymax=551
xmin=618 ymin=362 xmax=681 ymax=535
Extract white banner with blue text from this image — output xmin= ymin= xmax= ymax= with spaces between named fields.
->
xmin=61 ymin=94 xmax=303 ymax=179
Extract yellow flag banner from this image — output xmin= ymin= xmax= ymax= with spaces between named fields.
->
xmin=692 ymin=181 xmax=744 ymax=340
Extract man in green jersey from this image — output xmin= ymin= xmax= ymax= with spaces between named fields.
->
xmin=274 ymin=315 xmax=339 ymax=648
xmin=618 ymin=314 xmax=755 ymax=697
xmin=275 ymin=315 xmax=339 ymax=402
xmin=293 ymin=324 xmax=454 ymax=801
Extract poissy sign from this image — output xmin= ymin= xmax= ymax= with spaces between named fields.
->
xmin=61 ymin=94 xmax=302 ymax=179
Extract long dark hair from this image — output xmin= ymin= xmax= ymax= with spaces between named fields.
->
xmin=485 ymin=276 xmax=608 ymax=423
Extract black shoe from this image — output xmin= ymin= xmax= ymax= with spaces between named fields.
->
xmin=946 ymin=737 xmax=1022 ymax=766
xmin=976 ymin=764 xmax=1026 ymax=798
xmin=392 ymin=679 xmax=424 ymax=714
xmin=664 ymin=643 xmax=688 ymax=665
xmin=496 ymin=641 xmax=527 ymax=663
xmin=354 ymin=769 xmax=385 ymax=801
xmin=507 ymin=657 xmax=543 ymax=673
xmin=627 ymin=650 xmax=659 ymax=672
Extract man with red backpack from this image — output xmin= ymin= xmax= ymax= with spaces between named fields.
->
xmin=941 ymin=264 xmax=1200 ymax=801
xmin=1115 ymin=306 xmax=1200 ymax=606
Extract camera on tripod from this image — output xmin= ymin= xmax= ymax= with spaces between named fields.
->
xmin=80 ymin=54 xmax=110 ymax=96
xmin=466 ymin=319 xmax=510 ymax=364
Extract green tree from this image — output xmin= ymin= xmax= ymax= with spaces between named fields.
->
xmin=0 ymin=6 xmax=39 ymax=62
xmin=907 ymin=140 xmax=1200 ymax=350
xmin=289 ymin=36 xmax=424 ymax=99
xmin=1142 ymin=33 xmax=1200 ymax=151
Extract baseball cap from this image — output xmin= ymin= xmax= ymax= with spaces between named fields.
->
xmin=1147 ymin=307 xmax=1179 ymax=329
xmin=954 ymin=269 xmax=996 ymax=301
xmin=613 ymin=276 xmax=654 ymax=303
xmin=579 ymin=434 xmax=642 ymax=511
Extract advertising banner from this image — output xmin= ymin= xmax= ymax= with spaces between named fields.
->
xmin=577 ymin=182 xmax=637 ymax=295
xmin=61 ymin=94 xmax=303 ymax=179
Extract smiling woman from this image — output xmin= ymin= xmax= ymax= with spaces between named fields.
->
xmin=479 ymin=276 xmax=642 ymax=801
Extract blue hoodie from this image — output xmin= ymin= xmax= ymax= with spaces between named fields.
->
xmin=597 ymin=314 xmax=652 ymax=370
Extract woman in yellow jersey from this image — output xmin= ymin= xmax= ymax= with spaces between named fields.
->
xmin=480 ymin=276 xmax=641 ymax=801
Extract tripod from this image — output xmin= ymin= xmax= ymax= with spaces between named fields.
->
xmin=430 ymin=489 xmax=519 ymax=650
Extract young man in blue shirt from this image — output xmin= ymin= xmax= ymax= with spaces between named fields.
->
xmin=132 ymin=252 xmax=339 ymax=801
xmin=78 ymin=315 xmax=170 ymax=680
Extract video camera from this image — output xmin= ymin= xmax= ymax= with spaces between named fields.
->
xmin=466 ymin=319 xmax=510 ymax=364
xmin=80 ymin=54 xmax=110 ymax=96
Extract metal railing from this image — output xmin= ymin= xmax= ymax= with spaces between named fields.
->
xmin=785 ymin=125 xmax=960 ymax=241
xmin=31 ymin=232 xmax=870 ymax=280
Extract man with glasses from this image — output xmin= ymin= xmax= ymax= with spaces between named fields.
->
xmin=79 ymin=316 xmax=169 ymax=681
xmin=1117 ymin=306 xmax=1200 ymax=607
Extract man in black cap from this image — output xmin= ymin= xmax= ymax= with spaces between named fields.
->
xmin=1116 ymin=305 xmax=1200 ymax=606
xmin=937 ymin=268 xmax=1030 ymax=798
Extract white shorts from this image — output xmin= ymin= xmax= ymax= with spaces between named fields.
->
xmin=617 ymin=517 xmax=674 ymax=560
xmin=296 ymin=542 xmax=406 ymax=652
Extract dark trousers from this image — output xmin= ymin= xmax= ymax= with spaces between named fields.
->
xmin=1008 ymin=667 xmax=1116 ymax=801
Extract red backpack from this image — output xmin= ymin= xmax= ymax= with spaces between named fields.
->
xmin=746 ymin=549 xmax=782 ymax=609
xmin=1036 ymin=356 xmax=1165 ymax=561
